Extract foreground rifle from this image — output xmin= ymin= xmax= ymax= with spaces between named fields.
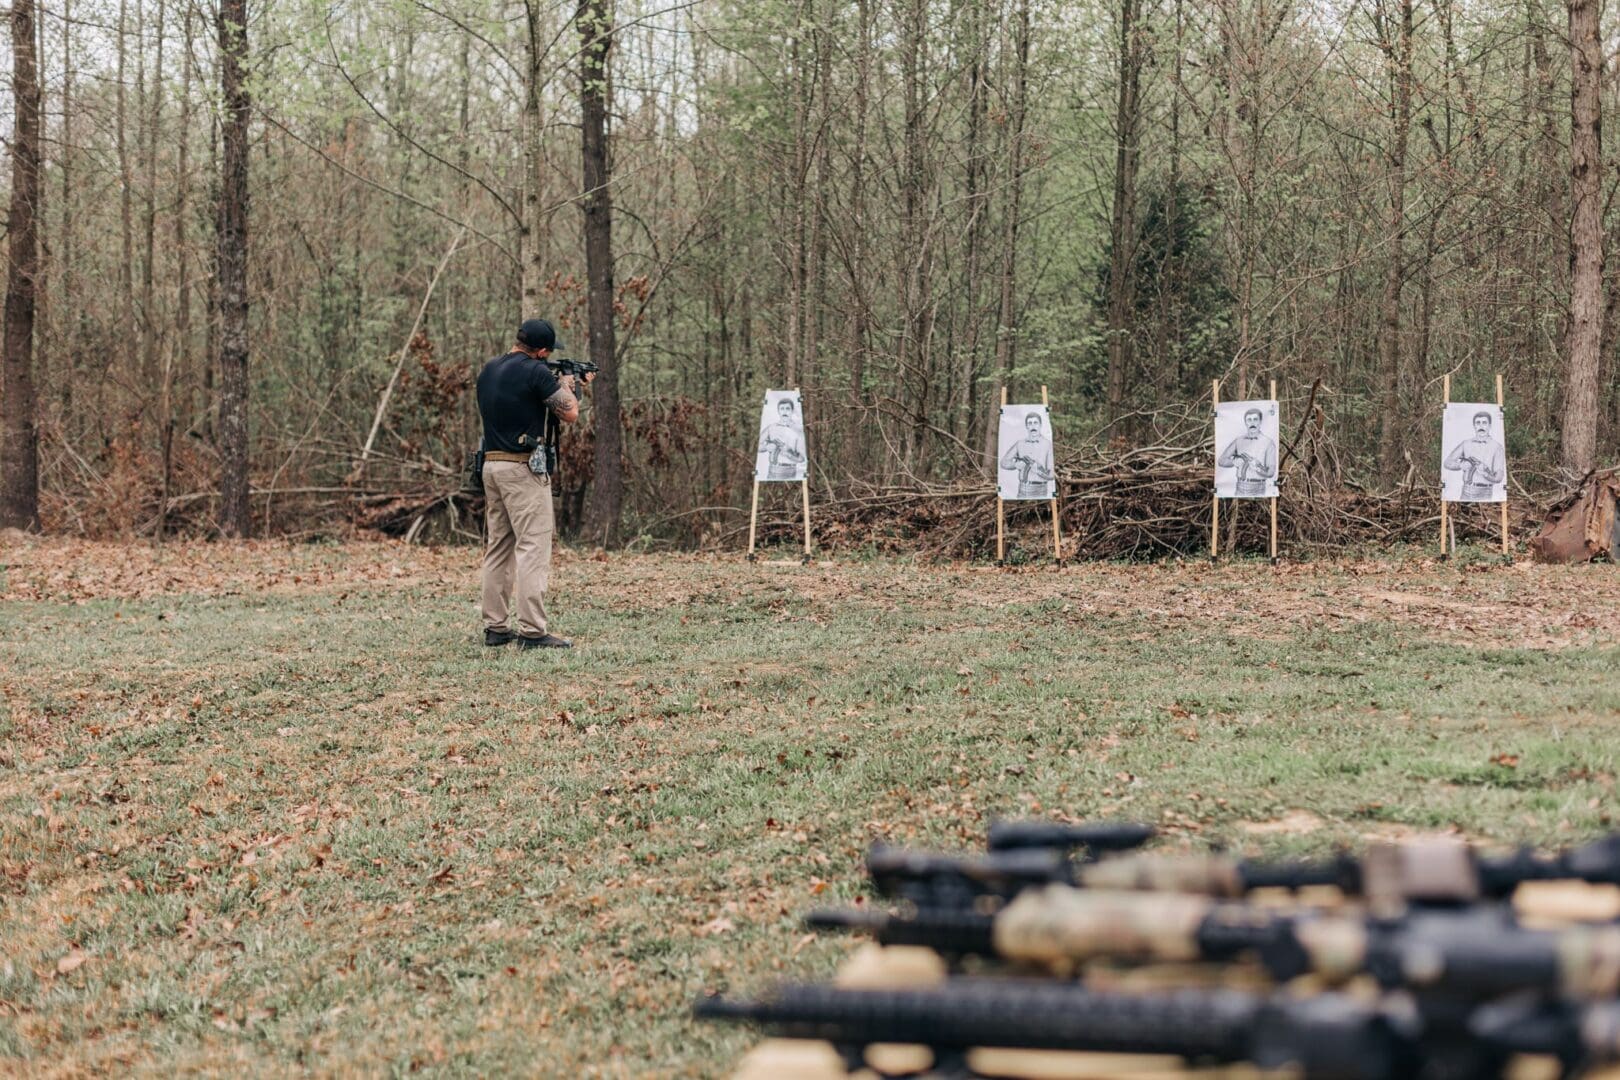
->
xmin=698 ymin=979 xmax=1620 ymax=1080
xmin=811 ymin=884 xmax=1620 ymax=997
xmin=699 ymin=981 xmax=1424 ymax=1079
xmin=869 ymin=832 xmax=1620 ymax=909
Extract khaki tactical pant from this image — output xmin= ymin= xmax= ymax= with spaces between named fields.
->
xmin=480 ymin=461 xmax=553 ymax=637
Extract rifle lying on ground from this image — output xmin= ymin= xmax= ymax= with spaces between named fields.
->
xmin=863 ymin=822 xmax=1154 ymax=909
xmin=868 ymin=829 xmax=1620 ymax=909
xmin=697 ymin=978 xmax=1620 ymax=1079
xmin=984 ymin=819 xmax=1158 ymax=853
xmin=808 ymin=885 xmax=1620 ymax=991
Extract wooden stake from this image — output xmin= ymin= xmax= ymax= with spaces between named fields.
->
xmin=801 ymin=477 xmax=813 ymax=560
xmin=997 ymin=386 xmax=1007 ymax=563
xmin=1042 ymin=385 xmax=1061 ymax=562
xmin=1439 ymin=374 xmax=1450 ymax=557
xmin=746 ymin=481 xmax=760 ymax=560
xmin=1497 ymin=372 xmax=1509 ymax=557
xmin=793 ymin=387 xmax=813 ymax=562
xmin=1269 ymin=379 xmax=1279 ymax=563
xmin=1210 ymin=380 xmax=1220 ymax=560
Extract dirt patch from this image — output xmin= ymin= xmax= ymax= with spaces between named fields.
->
xmin=1241 ymin=810 xmax=1325 ymax=836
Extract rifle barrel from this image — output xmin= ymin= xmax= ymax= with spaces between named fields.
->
xmin=694 ymin=982 xmax=1408 ymax=1080
xmin=986 ymin=820 xmax=1156 ymax=855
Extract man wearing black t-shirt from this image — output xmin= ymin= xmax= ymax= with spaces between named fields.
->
xmin=475 ymin=318 xmax=592 ymax=649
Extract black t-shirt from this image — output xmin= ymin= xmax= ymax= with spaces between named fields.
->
xmin=476 ymin=352 xmax=564 ymax=453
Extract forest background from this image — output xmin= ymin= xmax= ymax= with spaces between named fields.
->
xmin=0 ymin=0 xmax=1616 ymax=549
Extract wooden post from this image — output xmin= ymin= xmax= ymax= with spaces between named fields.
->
xmin=1210 ymin=379 xmax=1220 ymax=560
xmin=801 ymin=476 xmax=813 ymax=562
xmin=746 ymin=481 xmax=760 ymax=560
xmin=795 ymin=386 xmax=813 ymax=563
xmin=996 ymin=386 xmax=1007 ymax=563
xmin=1439 ymin=374 xmax=1450 ymax=558
xmin=1497 ymin=372 xmax=1509 ymax=557
xmin=1042 ymin=385 xmax=1061 ymax=562
xmin=1269 ymin=379 xmax=1279 ymax=564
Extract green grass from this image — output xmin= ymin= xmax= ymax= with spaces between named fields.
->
xmin=1 ymin=541 xmax=1618 ymax=1075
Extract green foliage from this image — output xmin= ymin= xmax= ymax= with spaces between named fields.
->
xmin=1081 ymin=179 xmax=1235 ymax=408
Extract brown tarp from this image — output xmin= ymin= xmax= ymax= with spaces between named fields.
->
xmin=1530 ymin=468 xmax=1620 ymax=562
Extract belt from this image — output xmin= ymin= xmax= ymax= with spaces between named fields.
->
xmin=485 ymin=451 xmax=530 ymax=463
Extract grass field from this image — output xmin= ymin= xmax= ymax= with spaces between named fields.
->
xmin=3 ymin=536 xmax=1619 ymax=1076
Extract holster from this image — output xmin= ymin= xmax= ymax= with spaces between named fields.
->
xmin=465 ymin=448 xmax=486 ymax=494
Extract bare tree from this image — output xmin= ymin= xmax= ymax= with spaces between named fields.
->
xmin=217 ymin=0 xmax=252 ymax=536
xmin=983 ymin=0 xmax=1030 ymax=474
xmin=579 ymin=0 xmax=622 ymax=544
xmin=1105 ymin=0 xmax=1145 ymax=428
xmin=1563 ymin=0 xmax=1603 ymax=475
xmin=2 ymin=0 xmax=42 ymax=530
xmin=521 ymin=2 xmax=549 ymax=312
xmin=1373 ymin=0 xmax=1413 ymax=483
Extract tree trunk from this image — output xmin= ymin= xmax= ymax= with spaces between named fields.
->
xmin=578 ymin=0 xmax=622 ymax=544
xmin=216 ymin=0 xmax=251 ymax=537
xmin=2 ymin=0 xmax=42 ymax=530
xmin=521 ymin=2 xmax=546 ymax=312
xmin=956 ymin=0 xmax=990 ymax=442
xmin=844 ymin=0 xmax=872 ymax=473
xmin=785 ymin=12 xmax=807 ymax=387
xmin=983 ymin=0 xmax=1029 ymax=475
xmin=1153 ymin=0 xmax=1185 ymax=405
xmin=161 ymin=0 xmax=194 ymax=540
xmin=1105 ymin=0 xmax=1144 ymax=430
xmin=141 ymin=0 xmax=165 ymax=390
xmin=30 ymin=3 xmax=48 ymax=418
xmin=117 ymin=0 xmax=135 ymax=359
xmin=1563 ymin=0 xmax=1604 ymax=475
xmin=806 ymin=3 xmax=832 ymax=400
xmin=57 ymin=0 xmax=74 ymax=432
xmin=898 ymin=0 xmax=935 ymax=470
xmin=1375 ymin=0 xmax=1413 ymax=484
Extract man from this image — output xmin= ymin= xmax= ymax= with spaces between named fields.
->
xmin=999 ymin=411 xmax=1055 ymax=499
xmin=758 ymin=397 xmax=806 ymax=480
xmin=1444 ymin=410 xmax=1506 ymax=501
xmin=1218 ymin=407 xmax=1277 ymax=497
xmin=475 ymin=318 xmax=593 ymax=650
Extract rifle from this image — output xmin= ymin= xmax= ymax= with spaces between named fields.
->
xmin=696 ymin=980 xmax=1425 ymax=1079
xmin=544 ymin=356 xmax=600 ymax=386
xmin=984 ymin=819 xmax=1156 ymax=853
xmin=1468 ymin=996 xmax=1620 ymax=1073
xmin=806 ymin=886 xmax=1306 ymax=975
xmin=866 ymin=833 xmax=1620 ymax=909
xmin=520 ymin=357 xmax=599 ymax=478
xmin=853 ymin=821 xmax=1150 ymax=909
xmin=810 ymin=884 xmax=1620 ymax=997
xmin=697 ymin=977 xmax=1620 ymax=1079
xmin=865 ymin=842 xmax=1355 ymax=909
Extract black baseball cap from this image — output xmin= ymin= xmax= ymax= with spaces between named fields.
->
xmin=517 ymin=318 xmax=562 ymax=351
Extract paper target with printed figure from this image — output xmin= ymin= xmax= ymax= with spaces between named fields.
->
xmin=1214 ymin=400 xmax=1280 ymax=499
xmin=755 ymin=389 xmax=808 ymax=482
xmin=1441 ymin=403 xmax=1507 ymax=503
xmin=997 ymin=404 xmax=1057 ymax=501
